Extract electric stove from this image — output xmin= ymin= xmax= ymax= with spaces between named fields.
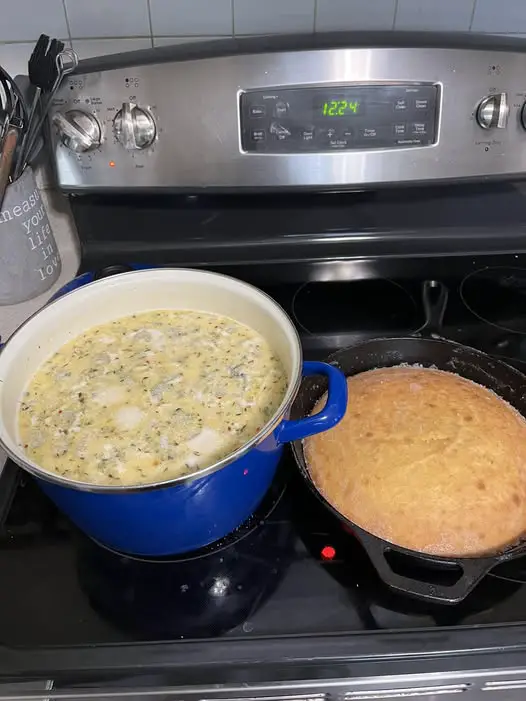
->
xmin=7 ymin=30 xmax=526 ymax=700
xmin=3 ymin=262 xmax=526 ymax=692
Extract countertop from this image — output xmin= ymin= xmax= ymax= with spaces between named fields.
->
xmin=0 ymin=183 xmax=81 ymax=472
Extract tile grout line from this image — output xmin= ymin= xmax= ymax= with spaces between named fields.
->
xmin=61 ymin=0 xmax=73 ymax=45
xmin=392 ymin=0 xmax=399 ymax=30
xmin=468 ymin=0 xmax=478 ymax=31
xmin=146 ymin=0 xmax=155 ymax=48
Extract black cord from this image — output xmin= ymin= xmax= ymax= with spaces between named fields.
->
xmin=0 ymin=75 xmax=13 ymax=119
xmin=0 ymin=63 xmax=28 ymax=127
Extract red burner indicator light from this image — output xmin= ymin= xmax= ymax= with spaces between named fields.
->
xmin=321 ymin=545 xmax=336 ymax=561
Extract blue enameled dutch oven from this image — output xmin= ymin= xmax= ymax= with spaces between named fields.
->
xmin=0 ymin=268 xmax=347 ymax=556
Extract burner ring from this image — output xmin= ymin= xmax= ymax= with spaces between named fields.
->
xmin=81 ymin=464 xmax=288 ymax=564
xmin=461 ymin=266 xmax=526 ymax=335
xmin=292 ymin=279 xmax=419 ymax=336
xmin=76 ymin=467 xmax=294 ymax=639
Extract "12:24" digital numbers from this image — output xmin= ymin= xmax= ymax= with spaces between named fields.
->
xmin=322 ymin=100 xmax=360 ymax=116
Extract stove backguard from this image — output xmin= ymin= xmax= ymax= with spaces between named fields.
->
xmin=49 ymin=32 xmax=526 ymax=192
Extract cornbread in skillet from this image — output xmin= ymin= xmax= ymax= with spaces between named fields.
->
xmin=304 ymin=366 xmax=526 ymax=557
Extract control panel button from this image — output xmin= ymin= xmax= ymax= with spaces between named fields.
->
xmin=393 ymin=123 xmax=406 ymax=136
xmin=361 ymin=127 xmax=379 ymax=139
xmin=319 ymin=127 xmax=338 ymax=145
xmin=411 ymin=122 xmax=429 ymax=136
xmin=476 ymin=92 xmax=508 ymax=130
xmin=415 ymin=98 xmax=429 ymax=110
xmin=251 ymin=129 xmax=266 ymax=142
xmin=394 ymin=98 xmax=408 ymax=111
xmin=270 ymin=121 xmax=291 ymax=140
xmin=342 ymin=128 xmax=353 ymax=139
xmin=300 ymin=127 xmax=315 ymax=142
xmin=320 ymin=127 xmax=337 ymax=140
xmin=249 ymin=104 xmax=266 ymax=118
xmin=274 ymin=101 xmax=289 ymax=118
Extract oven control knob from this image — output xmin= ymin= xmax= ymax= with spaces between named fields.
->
xmin=52 ymin=110 xmax=102 ymax=152
xmin=476 ymin=92 xmax=509 ymax=129
xmin=113 ymin=102 xmax=156 ymax=150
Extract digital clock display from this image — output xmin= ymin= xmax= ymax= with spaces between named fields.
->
xmin=321 ymin=99 xmax=361 ymax=117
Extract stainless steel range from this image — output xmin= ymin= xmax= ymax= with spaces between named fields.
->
xmin=4 ymin=31 xmax=526 ymax=701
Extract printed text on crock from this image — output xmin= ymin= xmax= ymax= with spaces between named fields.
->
xmin=0 ymin=186 xmax=60 ymax=280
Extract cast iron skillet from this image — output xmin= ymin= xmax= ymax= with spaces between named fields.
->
xmin=291 ymin=280 xmax=526 ymax=605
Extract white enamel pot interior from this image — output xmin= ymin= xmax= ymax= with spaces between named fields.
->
xmin=0 ymin=268 xmax=301 ymax=489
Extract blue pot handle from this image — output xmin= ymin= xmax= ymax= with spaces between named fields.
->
xmin=276 ymin=360 xmax=347 ymax=444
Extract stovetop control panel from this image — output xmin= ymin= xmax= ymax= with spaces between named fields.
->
xmin=48 ymin=35 xmax=526 ymax=191
xmin=240 ymin=84 xmax=438 ymax=152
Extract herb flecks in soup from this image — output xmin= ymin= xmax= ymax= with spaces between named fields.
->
xmin=19 ymin=310 xmax=287 ymax=486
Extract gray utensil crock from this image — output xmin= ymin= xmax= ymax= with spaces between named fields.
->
xmin=0 ymin=167 xmax=61 ymax=305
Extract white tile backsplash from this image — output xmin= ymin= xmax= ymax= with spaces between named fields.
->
xmin=316 ymin=0 xmax=397 ymax=31
xmin=0 ymin=0 xmax=68 ymax=42
xmin=0 ymin=43 xmax=35 ymax=78
xmin=234 ymin=0 xmax=315 ymax=35
xmin=472 ymin=0 xmax=526 ymax=33
xmin=395 ymin=0 xmax=475 ymax=32
xmin=150 ymin=0 xmax=233 ymax=37
xmin=65 ymin=0 xmax=151 ymax=38
xmin=1 ymin=0 xmax=526 ymax=79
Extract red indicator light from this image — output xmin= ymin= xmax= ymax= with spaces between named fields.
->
xmin=321 ymin=545 xmax=336 ymax=561
xmin=109 ymin=161 xmax=116 ymax=168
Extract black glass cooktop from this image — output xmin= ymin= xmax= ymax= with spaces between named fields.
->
xmin=3 ymin=265 xmax=526 ymax=650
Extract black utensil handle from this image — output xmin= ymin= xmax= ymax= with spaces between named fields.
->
xmin=93 ymin=264 xmax=134 ymax=280
xmin=420 ymin=280 xmax=448 ymax=337
xmin=356 ymin=528 xmax=494 ymax=604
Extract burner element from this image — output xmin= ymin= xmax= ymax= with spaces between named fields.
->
xmin=461 ymin=267 xmax=526 ymax=334
xmin=294 ymin=475 xmax=522 ymax=627
xmin=292 ymin=280 xmax=419 ymax=335
xmin=76 ymin=472 xmax=294 ymax=639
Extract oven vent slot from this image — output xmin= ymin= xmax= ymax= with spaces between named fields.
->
xmin=344 ymin=685 xmax=469 ymax=699
xmin=483 ymin=679 xmax=526 ymax=691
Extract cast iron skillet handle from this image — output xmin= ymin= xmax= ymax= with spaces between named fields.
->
xmin=419 ymin=280 xmax=449 ymax=337
xmin=276 ymin=361 xmax=348 ymax=443
xmin=355 ymin=528 xmax=494 ymax=604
